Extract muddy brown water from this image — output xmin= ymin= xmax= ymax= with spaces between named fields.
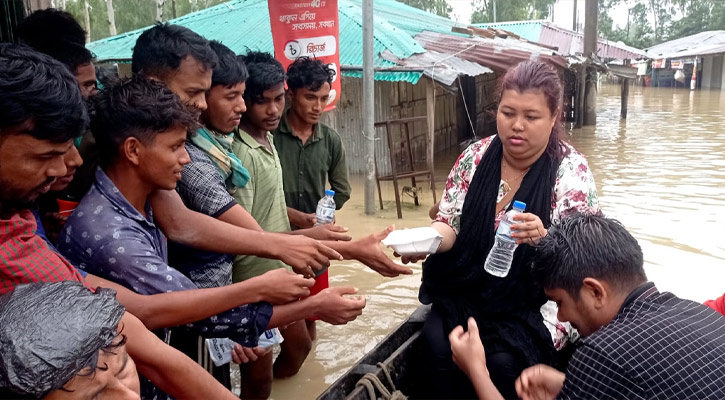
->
xmin=233 ymin=83 xmax=725 ymax=398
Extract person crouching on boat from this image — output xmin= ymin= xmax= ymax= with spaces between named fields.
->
xmin=399 ymin=60 xmax=600 ymax=398
xmin=450 ymin=214 xmax=725 ymax=400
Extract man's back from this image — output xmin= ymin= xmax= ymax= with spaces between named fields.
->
xmin=561 ymin=283 xmax=725 ymax=400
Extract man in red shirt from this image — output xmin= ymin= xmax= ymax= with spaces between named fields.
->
xmin=0 ymin=43 xmax=303 ymax=399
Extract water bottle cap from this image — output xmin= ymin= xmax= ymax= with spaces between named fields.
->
xmin=325 ymin=189 xmax=335 ymax=196
xmin=512 ymin=200 xmax=526 ymax=211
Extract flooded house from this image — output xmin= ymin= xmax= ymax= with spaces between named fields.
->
xmin=645 ymin=31 xmax=725 ymax=90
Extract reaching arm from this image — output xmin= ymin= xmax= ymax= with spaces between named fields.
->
xmin=84 ymin=269 xmax=312 ymax=331
xmin=121 ymin=311 xmax=237 ymax=400
xmin=268 ymin=286 xmax=366 ymax=327
xmin=321 ymin=226 xmax=413 ymax=277
xmin=449 ymin=318 xmax=505 ymax=400
xmin=149 ymin=189 xmax=341 ymax=273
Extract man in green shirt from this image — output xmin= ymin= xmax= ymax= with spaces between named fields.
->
xmin=273 ymin=57 xmax=352 ymax=342
xmin=273 ymin=57 xmax=351 ymax=230
xmin=232 ymin=52 xmax=413 ymax=397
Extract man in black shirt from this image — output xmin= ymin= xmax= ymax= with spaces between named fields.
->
xmin=450 ymin=213 xmax=725 ymax=400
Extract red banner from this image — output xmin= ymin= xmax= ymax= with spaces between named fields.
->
xmin=268 ymin=0 xmax=341 ymax=109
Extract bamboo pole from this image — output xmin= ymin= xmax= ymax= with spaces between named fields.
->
xmin=363 ymin=0 xmax=375 ymax=215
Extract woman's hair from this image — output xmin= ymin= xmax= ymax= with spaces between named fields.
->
xmin=498 ymin=61 xmax=567 ymax=163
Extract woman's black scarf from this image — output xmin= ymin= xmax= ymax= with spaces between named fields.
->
xmin=420 ymin=135 xmax=559 ymax=366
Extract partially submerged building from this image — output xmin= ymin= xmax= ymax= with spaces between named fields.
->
xmin=645 ymin=31 xmax=725 ymax=90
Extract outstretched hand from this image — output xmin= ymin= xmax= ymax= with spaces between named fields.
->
xmin=449 ymin=317 xmax=487 ymax=379
xmin=231 ymin=344 xmax=271 ymax=364
xmin=314 ymin=286 xmax=366 ymax=325
xmin=274 ymin=234 xmax=342 ymax=278
xmin=351 ymin=226 xmax=414 ymax=277
xmin=254 ymin=268 xmax=314 ymax=304
xmin=298 ymin=224 xmax=352 ymax=241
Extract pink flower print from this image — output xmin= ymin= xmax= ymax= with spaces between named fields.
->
xmin=570 ymin=190 xmax=587 ymax=203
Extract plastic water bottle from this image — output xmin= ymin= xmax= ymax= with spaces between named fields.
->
xmin=483 ymin=201 xmax=527 ymax=278
xmin=314 ymin=189 xmax=336 ymax=226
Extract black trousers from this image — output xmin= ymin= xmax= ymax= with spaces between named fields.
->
xmin=422 ymin=306 xmax=527 ymax=399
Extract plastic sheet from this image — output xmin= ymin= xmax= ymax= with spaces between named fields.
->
xmin=0 ymin=281 xmax=125 ymax=398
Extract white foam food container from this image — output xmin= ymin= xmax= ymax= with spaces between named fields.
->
xmin=382 ymin=227 xmax=443 ymax=255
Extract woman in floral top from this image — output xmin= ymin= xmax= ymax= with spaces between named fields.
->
xmin=403 ymin=61 xmax=600 ymax=399
xmin=436 ymin=135 xmax=598 ymax=234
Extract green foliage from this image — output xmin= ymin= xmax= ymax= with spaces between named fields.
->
xmin=399 ymin=0 xmax=452 ymax=18
xmin=64 ymin=0 xmax=228 ymax=41
xmin=598 ymin=0 xmax=725 ymax=49
xmin=470 ymin=0 xmax=556 ymax=24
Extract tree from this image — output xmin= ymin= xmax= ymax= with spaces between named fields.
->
xmin=105 ymin=0 xmax=117 ymax=36
xmin=470 ymin=0 xmax=556 ymax=24
xmin=596 ymin=0 xmax=725 ymax=49
xmin=64 ymin=0 xmax=228 ymax=41
xmin=399 ymin=0 xmax=451 ymax=18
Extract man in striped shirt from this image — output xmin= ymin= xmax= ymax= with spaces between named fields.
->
xmin=449 ymin=213 xmax=725 ymax=400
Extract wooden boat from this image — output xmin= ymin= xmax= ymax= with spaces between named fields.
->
xmin=317 ymin=304 xmax=431 ymax=400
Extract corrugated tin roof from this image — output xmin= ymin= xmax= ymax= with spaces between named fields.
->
xmin=476 ymin=20 xmax=645 ymax=60
xmin=87 ymin=0 xmax=474 ymax=82
xmin=341 ymin=69 xmax=421 ymax=83
xmin=476 ymin=20 xmax=544 ymax=42
xmin=646 ymin=30 xmax=725 ymax=58
xmin=380 ymin=49 xmax=492 ymax=86
xmin=415 ymin=30 xmax=568 ymax=72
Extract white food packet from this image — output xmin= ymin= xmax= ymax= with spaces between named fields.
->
xmin=258 ymin=328 xmax=284 ymax=348
xmin=205 ymin=329 xmax=284 ymax=367
xmin=206 ymin=337 xmax=234 ymax=367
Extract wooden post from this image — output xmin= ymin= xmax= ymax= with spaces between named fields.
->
xmin=426 ymin=78 xmax=436 ymax=194
xmin=620 ymin=78 xmax=629 ymax=119
xmin=362 ymin=0 xmax=375 ymax=215
xmin=576 ymin=63 xmax=586 ymax=128
xmin=582 ymin=0 xmax=597 ymax=126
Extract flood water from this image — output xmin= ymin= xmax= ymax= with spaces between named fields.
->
xmin=246 ymin=83 xmax=725 ymax=399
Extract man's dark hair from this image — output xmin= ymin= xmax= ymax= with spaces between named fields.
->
xmin=90 ymin=76 xmax=199 ymax=167
xmin=132 ymin=23 xmax=217 ymax=78
xmin=17 ymin=8 xmax=86 ymax=48
xmin=240 ymin=51 xmax=285 ymax=104
xmin=16 ymin=8 xmax=93 ymax=75
xmin=0 ymin=43 xmax=88 ymax=143
xmin=209 ymin=40 xmax=248 ymax=88
xmin=0 ymin=281 xmax=125 ymax=398
xmin=286 ymin=57 xmax=335 ymax=91
xmin=532 ymin=213 xmax=647 ymax=298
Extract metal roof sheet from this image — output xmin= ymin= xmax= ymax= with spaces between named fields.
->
xmin=414 ymin=30 xmax=568 ymax=72
xmin=87 ymin=0 xmax=469 ymax=82
xmin=476 ymin=20 xmax=645 ymax=60
xmin=646 ymin=30 xmax=725 ymax=58
xmin=380 ymin=49 xmax=492 ymax=86
xmin=475 ymin=20 xmax=544 ymax=42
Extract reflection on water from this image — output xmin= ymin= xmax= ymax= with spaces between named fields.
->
xmin=261 ymin=84 xmax=725 ymax=399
